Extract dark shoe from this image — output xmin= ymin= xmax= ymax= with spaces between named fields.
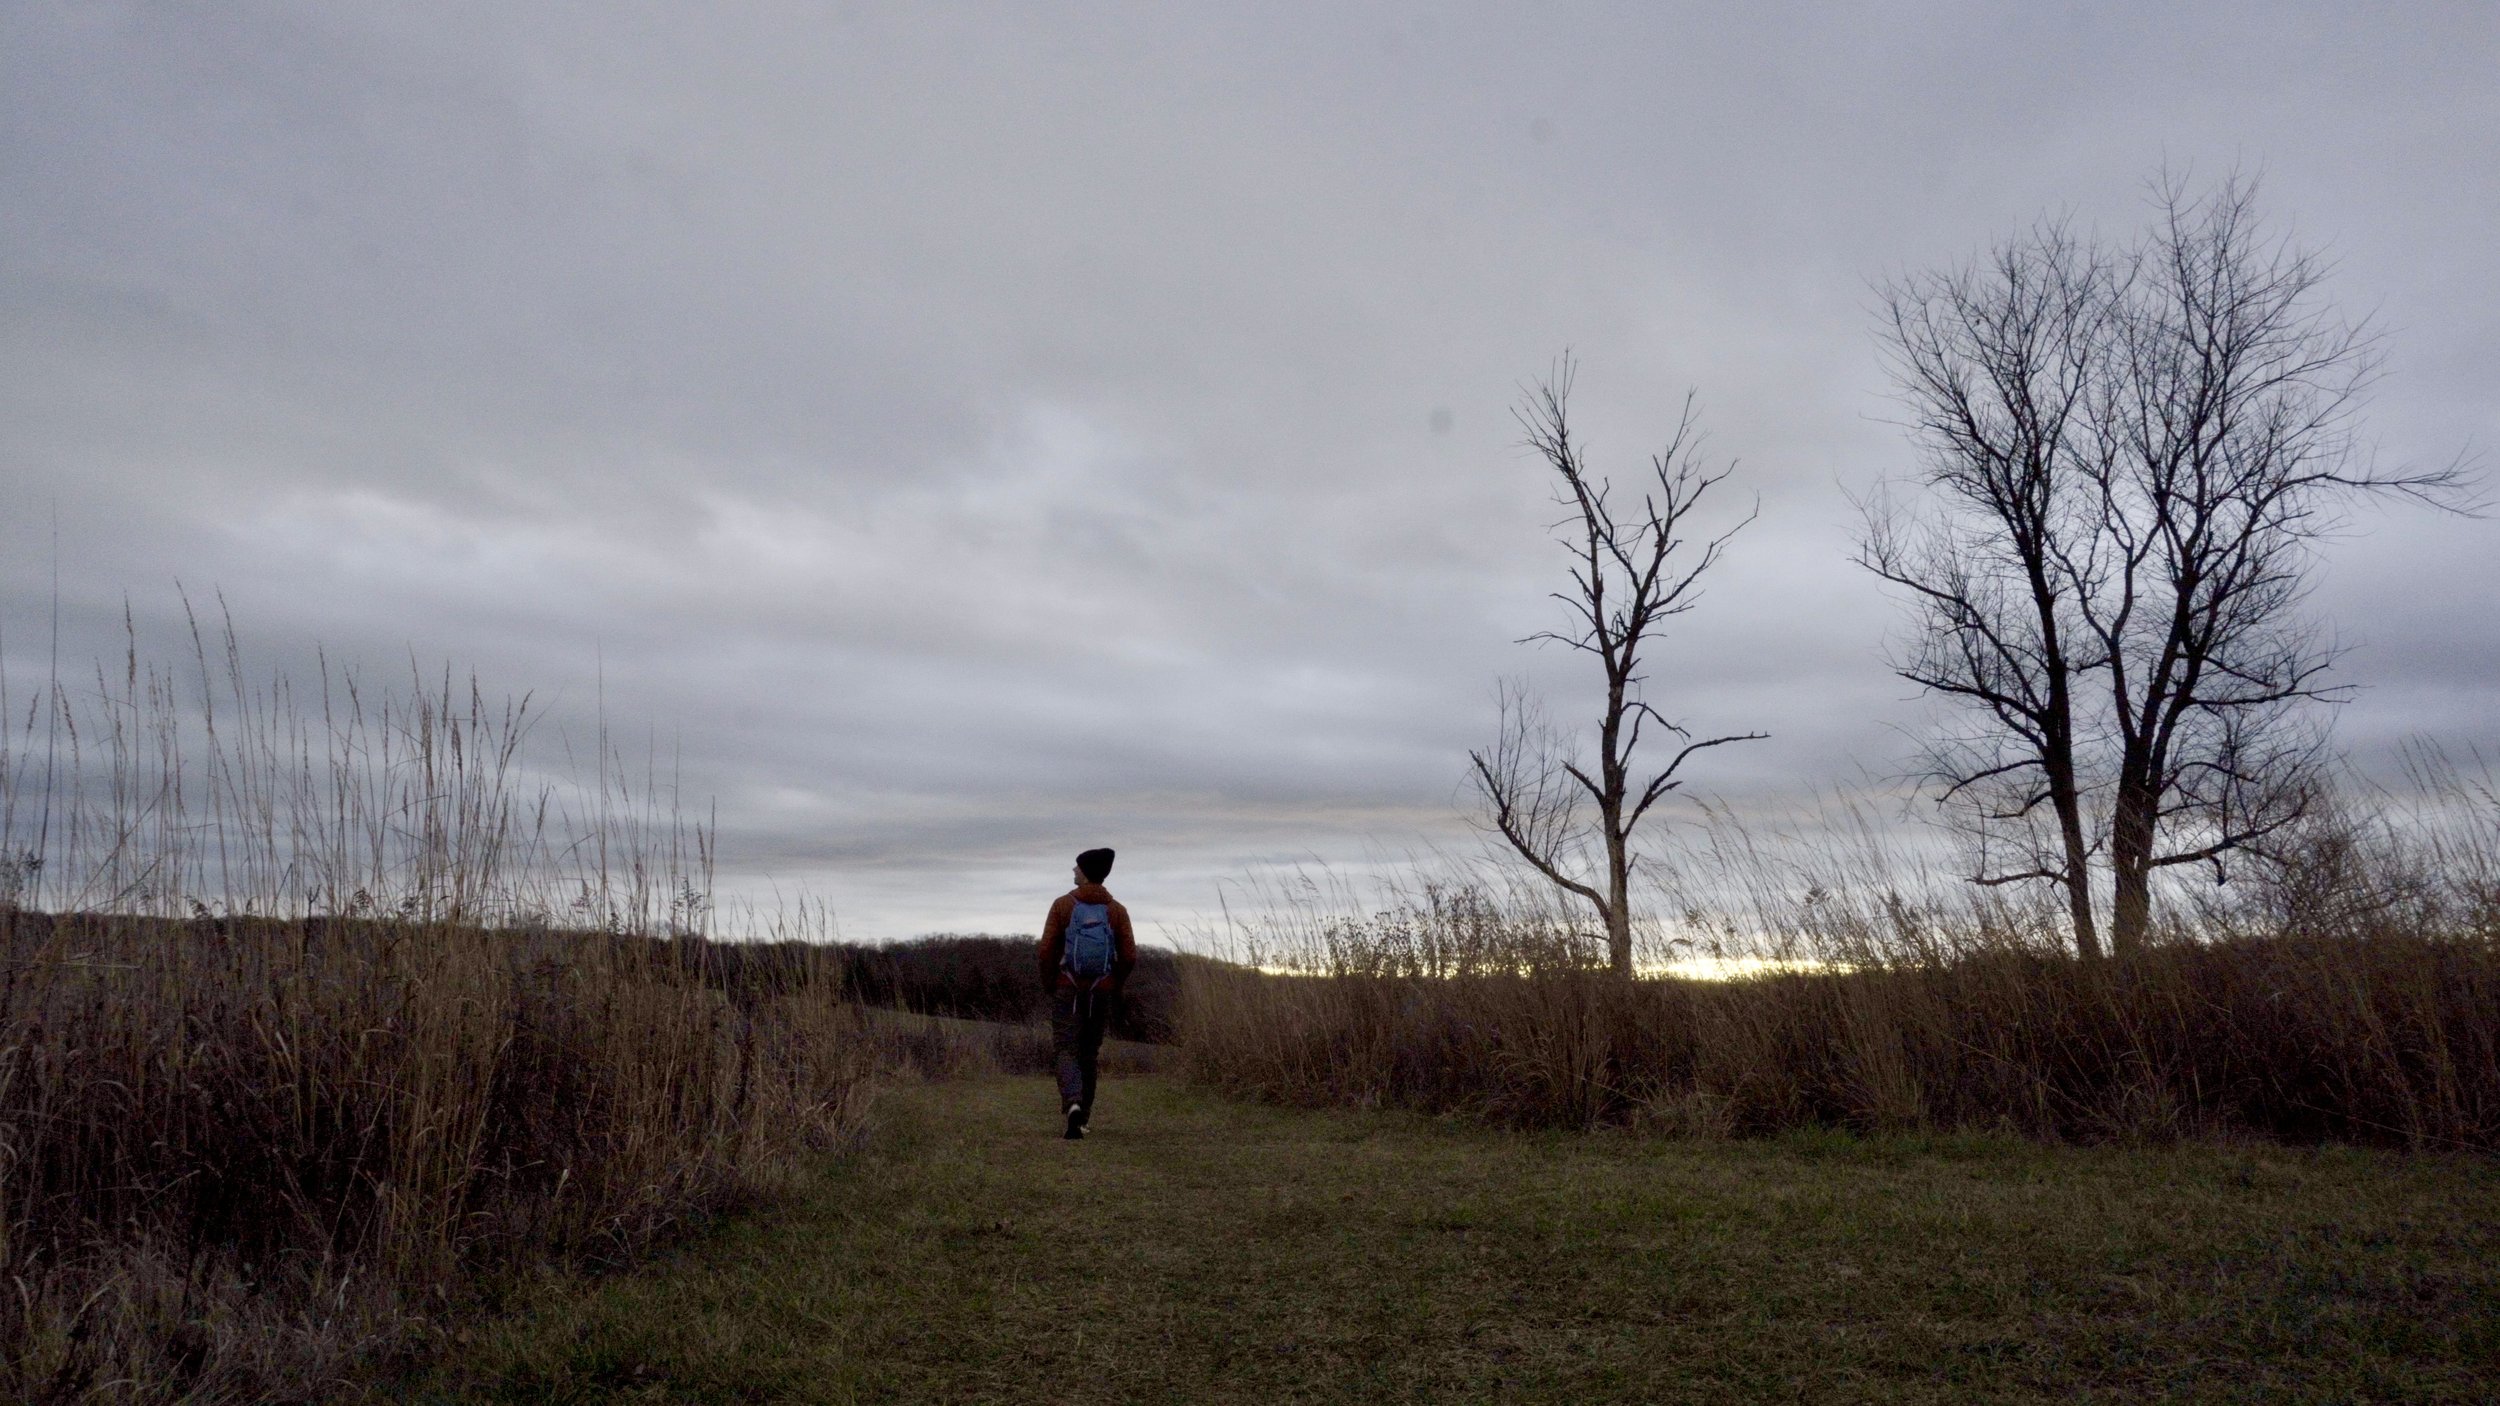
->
xmin=1064 ymin=1103 xmax=1086 ymax=1140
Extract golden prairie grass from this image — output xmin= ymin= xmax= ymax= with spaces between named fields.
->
xmin=0 ymin=911 xmax=883 ymax=1400
xmin=1180 ymin=778 xmax=2500 ymax=1148
xmin=0 ymin=612 xmax=933 ymax=1403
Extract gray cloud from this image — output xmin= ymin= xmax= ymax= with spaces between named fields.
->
xmin=5 ymin=1 xmax=2495 ymax=939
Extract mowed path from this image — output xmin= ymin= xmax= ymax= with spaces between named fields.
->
xmin=416 ymin=1073 xmax=2500 ymax=1404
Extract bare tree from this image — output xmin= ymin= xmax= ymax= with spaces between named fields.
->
xmin=1861 ymin=217 xmax=2114 ymax=955
xmin=1865 ymin=173 xmax=2475 ymax=958
xmin=1472 ymin=361 xmax=1765 ymax=978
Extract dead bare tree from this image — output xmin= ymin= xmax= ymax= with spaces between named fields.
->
xmin=1865 ymin=172 xmax=2476 ymax=958
xmin=1471 ymin=360 xmax=1765 ymax=978
xmin=1860 ymin=216 xmax=2114 ymax=956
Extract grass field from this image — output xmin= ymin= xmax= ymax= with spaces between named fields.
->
xmin=405 ymin=1072 xmax=2500 ymax=1404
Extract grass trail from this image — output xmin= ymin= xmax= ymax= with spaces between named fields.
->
xmin=411 ymin=1073 xmax=2500 ymax=1404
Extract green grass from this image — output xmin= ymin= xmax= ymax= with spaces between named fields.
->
xmin=404 ymin=1073 xmax=2500 ymax=1404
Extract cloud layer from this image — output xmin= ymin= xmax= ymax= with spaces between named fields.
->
xmin=6 ymin=2 xmax=2494 ymax=938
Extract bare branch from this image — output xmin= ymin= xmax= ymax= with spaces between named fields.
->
xmin=1970 ymin=866 xmax=2067 ymax=888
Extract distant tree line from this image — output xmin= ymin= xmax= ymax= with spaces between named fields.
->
xmin=834 ymin=935 xmax=1194 ymax=1042
xmin=666 ymin=932 xmax=1194 ymax=1043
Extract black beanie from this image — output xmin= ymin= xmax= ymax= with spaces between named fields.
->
xmin=1076 ymin=847 xmax=1115 ymax=884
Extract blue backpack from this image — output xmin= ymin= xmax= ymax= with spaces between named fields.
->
xmin=1062 ymin=901 xmax=1119 ymax=985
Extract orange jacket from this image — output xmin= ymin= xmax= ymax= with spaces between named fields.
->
xmin=1037 ymin=883 xmax=1137 ymax=992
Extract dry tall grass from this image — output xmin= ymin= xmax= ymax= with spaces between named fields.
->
xmin=1182 ymin=772 xmax=2500 ymax=1149
xmin=0 ymin=614 xmax=891 ymax=1403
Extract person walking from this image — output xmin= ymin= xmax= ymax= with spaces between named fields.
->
xmin=1037 ymin=847 xmax=1136 ymax=1140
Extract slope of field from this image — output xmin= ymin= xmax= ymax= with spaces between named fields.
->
xmin=405 ymin=1072 xmax=2499 ymax=1404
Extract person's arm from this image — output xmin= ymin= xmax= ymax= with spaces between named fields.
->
xmin=1109 ymin=900 xmax=1138 ymax=992
xmin=1036 ymin=894 xmax=1072 ymax=991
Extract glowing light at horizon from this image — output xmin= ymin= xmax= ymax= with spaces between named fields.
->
xmin=1249 ymin=955 xmax=1843 ymax=982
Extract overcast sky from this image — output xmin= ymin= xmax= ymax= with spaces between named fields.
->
xmin=5 ymin=2 xmax=2494 ymax=942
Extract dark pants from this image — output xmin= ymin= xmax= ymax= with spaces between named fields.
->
xmin=1052 ymin=987 xmax=1114 ymax=1115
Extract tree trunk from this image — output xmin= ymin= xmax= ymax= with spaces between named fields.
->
xmin=1603 ymin=835 xmax=1633 ymax=979
xmin=2032 ymin=654 xmax=2100 ymax=960
xmin=2107 ymin=781 xmax=2156 ymax=956
xmin=1597 ymin=785 xmax=1635 ymax=977
xmin=2054 ymin=800 xmax=2103 ymax=961
xmin=2043 ymin=750 xmax=2102 ymax=961
xmin=1601 ymin=666 xmax=1635 ymax=979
